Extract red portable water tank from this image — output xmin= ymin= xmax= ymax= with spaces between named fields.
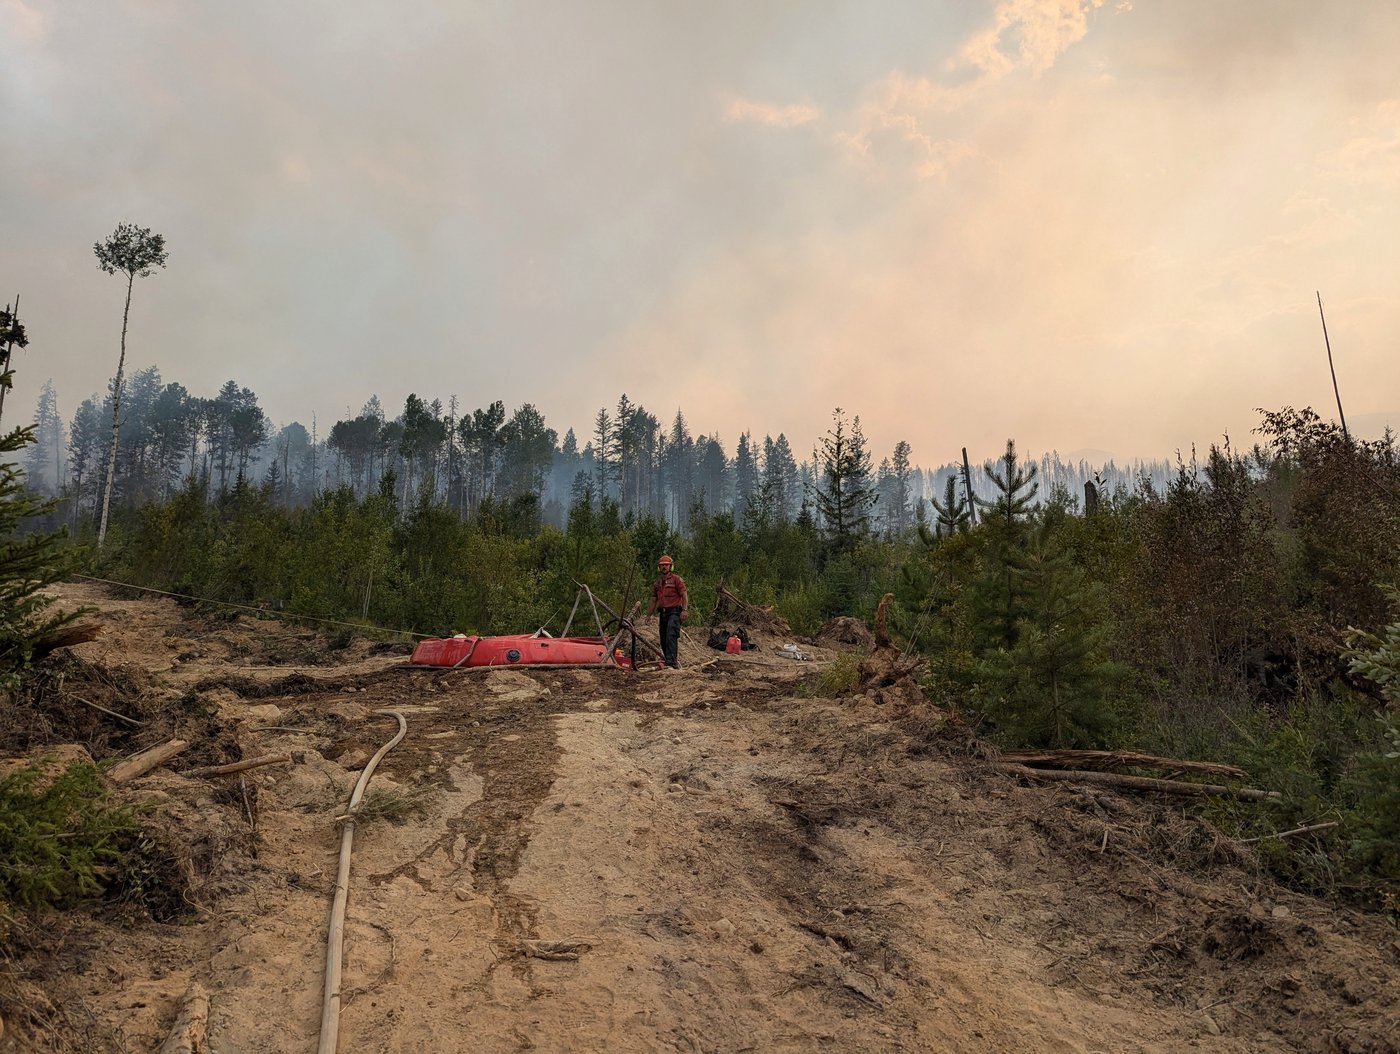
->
xmin=725 ymin=635 xmax=742 ymax=654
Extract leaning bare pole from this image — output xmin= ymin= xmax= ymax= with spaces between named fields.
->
xmin=94 ymin=224 xmax=167 ymax=547
xmin=961 ymin=447 xmax=977 ymax=526
xmin=1316 ymin=291 xmax=1350 ymax=442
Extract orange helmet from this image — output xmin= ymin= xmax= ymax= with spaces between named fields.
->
xmin=658 ymin=554 xmax=673 ymax=567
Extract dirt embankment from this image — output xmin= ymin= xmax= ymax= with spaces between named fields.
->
xmin=2 ymin=582 xmax=1398 ymax=1053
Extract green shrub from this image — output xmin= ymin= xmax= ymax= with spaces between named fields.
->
xmin=798 ymin=653 xmax=861 ymax=698
xmin=0 ymin=760 xmax=138 ymax=913
xmin=776 ymin=582 xmax=828 ymax=636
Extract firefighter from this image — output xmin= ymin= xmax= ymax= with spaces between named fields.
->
xmin=645 ymin=554 xmax=688 ymax=668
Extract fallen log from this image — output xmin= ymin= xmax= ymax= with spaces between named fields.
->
xmin=109 ymin=739 xmax=189 ymax=784
xmin=31 ymin=622 xmax=102 ymax=661
xmin=999 ymin=749 xmax=1246 ymax=780
xmin=157 ymin=983 xmax=209 ymax=1054
xmin=993 ymin=763 xmax=1280 ymax=802
xmin=180 ymin=752 xmax=298 ymax=778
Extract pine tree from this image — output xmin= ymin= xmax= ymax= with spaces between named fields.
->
xmin=979 ymin=438 xmax=1039 ymax=529
xmin=733 ymin=431 xmax=758 ymax=518
xmin=26 ymin=381 xmax=64 ymax=496
xmin=696 ymin=434 xmax=728 ymax=515
xmin=974 ymin=522 xmax=1126 ymax=747
xmin=977 ymin=439 xmax=1040 ymax=646
xmin=665 ymin=411 xmax=695 ymax=529
xmin=929 ymin=475 xmax=971 ymax=537
xmin=94 ymin=222 xmax=167 ymax=546
xmin=811 ymin=408 xmax=877 ymax=553
xmin=66 ymin=398 xmax=103 ymax=529
xmin=460 ymin=401 xmax=505 ymax=512
xmin=763 ymin=433 xmax=799 ymax=523
xmin=889 ymin=440 xmax=914 ymax=536
xmin=0 ymin=424 xmax=82 ymax=686
xmin=592 ymin=407 xmax=617 ymax=501
xmin=497 ymin=404 xmax=556 ymax=498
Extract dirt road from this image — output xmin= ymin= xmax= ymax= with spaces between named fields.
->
xmin=5 ymin=584 xmax=1398 ymax=1053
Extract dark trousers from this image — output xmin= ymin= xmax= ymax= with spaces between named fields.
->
xmin=658 ymin=608 xmax=682 ymax=668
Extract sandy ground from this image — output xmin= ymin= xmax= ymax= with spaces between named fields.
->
xmin=3 ymin=582 xmax=1399 ymax=1053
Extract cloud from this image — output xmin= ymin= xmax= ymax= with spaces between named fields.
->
xmin=833 ymin=107 xmax=982 ymax=181
xmin=725 ymin=97 xmax=820 ymax=128
xmin=0 ymin=0 xmax=45 ymax=43
xmin=831 ymin=0 xmax=1114 ymax=182
xmin=1321 ymin=99 xmax=1400 ymax=188
xmin=958 ymin=0 xmax=1106 ymax=79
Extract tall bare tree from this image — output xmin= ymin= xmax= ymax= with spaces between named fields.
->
xmin=94 ymin=222 xmax=167 ymax=546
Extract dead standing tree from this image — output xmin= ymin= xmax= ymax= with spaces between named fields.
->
xmin=0 ymin=295 xmax=29 ymax=426
xmin=94 ymin=223 xmax=167 ymax=547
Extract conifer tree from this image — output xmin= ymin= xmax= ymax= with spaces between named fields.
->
xmin=26 ymin=381 xmax=64 ymax=496
xmin=592 ymin=407 xmax=616 ymax=500
xmin=0 ymin=425 xmax=81 ymax=686
xmin=665 ymin=411 xmax=695 ymax=529
xmin=979 ymin=438 xmax=1039 ymax=529
xmin=66 ymin=398 xmax=103 ymax=529
xmin=811 ymin=408 xmax=877 ymax=553
xmin=94 ymin=222 xmax=167 ymax=546
xmin=928 ymin=475 xmax=971 ymax=537
xmin=733 ymin=431 xmax=758 ymax=517
xmin=974 ymin=522 xmax=1126 ymax=747
xmin=888 ymin=440 xmax=914 ymax=536
xmin=976 ymin=439 xmax=1040 ymax=646
xmin=763 ymin=433 xmax=799 ymax=523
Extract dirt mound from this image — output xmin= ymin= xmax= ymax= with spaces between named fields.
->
xmin=3 ymin=582 xmax=1399 ymax=1053
xmin=814 ymin=615 xmax=874 ymax=648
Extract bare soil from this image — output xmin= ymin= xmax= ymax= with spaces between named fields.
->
xmin=2 ymin=582 xmax=1398 ymax=1053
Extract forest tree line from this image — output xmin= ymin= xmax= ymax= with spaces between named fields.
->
xmin=21 ymin=367 xmax=1178 ymax=535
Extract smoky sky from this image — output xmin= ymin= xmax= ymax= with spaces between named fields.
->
xmin=2 ymin=0 xmax=1397 ymax=465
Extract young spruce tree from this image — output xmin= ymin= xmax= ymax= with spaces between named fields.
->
xmin=0 ymin=425 xmax=82 ymax=687
xmin=975 ymin=521 xmax=1127 ymax=747
xmin=812 ymin=408 xmax=877 ymax=554
xmin=973 ymin=439 xmax=1039 ymax=647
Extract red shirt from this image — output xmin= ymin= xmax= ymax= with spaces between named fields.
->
xmin=651 ymin=572 xmax=688 ymax=611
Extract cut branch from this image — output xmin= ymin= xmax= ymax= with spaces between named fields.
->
xmin=65 ymin=692 xmax=143 ymax=727
xmin=109 ymin=738 xmax=188 ymax=783
xmin=999 ymin=749 xmax=1247 ymax=780
xmin=1238 ymin=821 xmax=1339 ymax=844
xmin=179 ymin=753 xmax=297 ymax=778
xmin=993 ymin=763 xmax=1279 ymax=802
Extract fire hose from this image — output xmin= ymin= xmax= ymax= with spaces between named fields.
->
xmin=317 ymin=709 xmax=407 ymax=1054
